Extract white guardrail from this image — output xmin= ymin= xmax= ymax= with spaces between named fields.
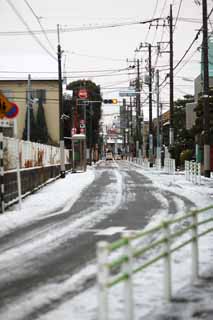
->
xmin=164 ymin=157 xmax=175 ymax=175
xmin=129 ymin=157 xmax=175 ymax=174
xmin=3 ymin=137 xmax=70 ymax=170
xmin=96 ymin=206 xmax=213 ymax=320
xmin=185 ymin=160 xmax=201 ymax=185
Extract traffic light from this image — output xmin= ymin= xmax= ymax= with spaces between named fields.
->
xmin=103 ymin=99 xmax=118 ymax=104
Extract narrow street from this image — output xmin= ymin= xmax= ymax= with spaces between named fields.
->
xmin=0 ymin=161 xmax=195 ymax=320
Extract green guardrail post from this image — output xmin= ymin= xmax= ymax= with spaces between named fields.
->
xmin=97 ymin=241 xmax=109 ymax=320
xmin=162 ymin=221 xmax=172 ymax=301
xmin=122 ymin=232 xmax=134 ymax=320
xmin=191 ymin=212 xmax=199 ymax=282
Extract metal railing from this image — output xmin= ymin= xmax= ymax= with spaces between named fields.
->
xmin=185 ymin=160 xmax=201 ymax=185
xmin=97 ymin=205 xmax=213 ymax=320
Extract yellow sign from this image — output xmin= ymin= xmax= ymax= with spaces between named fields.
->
xmin=0 ymin=91 xmax=13 ymax=119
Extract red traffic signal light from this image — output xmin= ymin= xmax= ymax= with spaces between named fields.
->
xmin=103 ymin=99 xmax=118 ymax=104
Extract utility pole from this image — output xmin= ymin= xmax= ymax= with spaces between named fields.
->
xmin=27 ymin=74 xmax=31 ymax=141
xmin=202 ymin=0 xmax=210 ymax=177
xmin=57 ymin=24 xmax=65 ymax=178
xmin=156 ymin=69 xmax=161 ymax=160
xmin=122 ymin=98 xmax=127 ymax=154
xmin=138 ymin=42 xmax=158 ymax=164
xmin=135 ymin=59 xmax=141 ymax=157
xmin=89 ymin=103 xmax=92 ymax=165
xmin=169 ymin=4 xmax=174 ymax=147
xmin=148 ymin=44 xmax=153 ymax=166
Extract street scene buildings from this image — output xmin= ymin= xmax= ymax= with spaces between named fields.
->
xmin=0 ymin=1 xmax=213 ymax=320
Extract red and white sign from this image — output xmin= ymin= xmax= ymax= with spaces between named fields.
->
xmin=78 ymin=89 xmax=88 ymax=99
xmin=71 ymin=128 xmax=77 ymax=135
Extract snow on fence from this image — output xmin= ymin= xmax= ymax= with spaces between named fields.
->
xmin=97 ymin=205 xmax=213 ymax=320
xmin=3 ymin=137 xmax=70 ymax=170
xmin=155 ymin=157 xmax=161 ymax=170
xmin=130 ymin=157 xmax=150 ymax=168
xmin=185 ymin=160 xmax=201 ymax=185
xmin=164 ymin=157 xmax=175 ymax=175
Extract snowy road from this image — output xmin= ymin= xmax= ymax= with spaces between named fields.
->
xmin=0 ymin=161 xmax=196 ymax=320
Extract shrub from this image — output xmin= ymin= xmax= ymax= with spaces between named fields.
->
xmin=180 ymin=149 xmax=193 ymax=164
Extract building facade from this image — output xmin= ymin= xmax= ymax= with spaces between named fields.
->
xmin=0 ymin=79 xmax=59 ymax=144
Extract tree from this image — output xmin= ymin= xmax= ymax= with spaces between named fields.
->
xmin=168 ymin=95 xmax=195 ymax=166
xmin=36 ymin=95 xmax=49 ymax=144
xmin=193 ymin=89 xmax=213 ymax=144
xmin=22 ymin=103 xmax=37 ymax=142
xmin=65 ymin=80 xmax=102 ymax=150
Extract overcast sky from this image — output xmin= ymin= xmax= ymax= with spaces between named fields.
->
xmin=1 ymin=0 xmax=213 ymax=120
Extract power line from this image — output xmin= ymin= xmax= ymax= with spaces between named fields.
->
xmin=0 ymin=17 xmax=163 ymax=36
xmin=23 ymin=0 xmax=56 ymax=53
xmin=173 ymin=0 xmax=183 ymax=29
xmin=5 ymin=0 xmax=57 ymax=61
xmin=174 ymin=5 xmax=213 ymax=71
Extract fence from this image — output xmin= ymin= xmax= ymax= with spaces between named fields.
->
xmin=3 ymin=137 xmax=70 ymax=170
xmin=185 ymin=160 xmax=201 ymax=185
xmin=130 ymin=157 xmax=150 ymax=168
xmin=164 ymin=157 xmax=175 ymax=175
xmin=1 ymin=138 xmax=72 ymax=210
xmin=97 ymin=205 xmax=213 ymax=320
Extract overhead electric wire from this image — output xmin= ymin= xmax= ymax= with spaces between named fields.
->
xmin=0 ymin=17 xmax=163 ymax=36
xmin=5 ymin=0 xmax=57 ymax=61
xmin=67 ymin=51 xmax=127 ymax=62
xmin=23 ymin=0 xmax=56 ymax=53
xmin=173 ymin=0 xmax=183 ymax=29
xmin=174 ymin=5 xmax=213 ymax=72
xmin=144 ymin=0 xmax=159 ymax=43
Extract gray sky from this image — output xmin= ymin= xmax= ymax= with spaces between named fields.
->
xmin=1 ymin=0 xmax=212 ymax=120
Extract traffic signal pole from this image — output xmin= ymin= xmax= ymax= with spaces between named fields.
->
xmin=169 ymin=5 xmax=174 ymax=147
xmin=57 ymin=24 xmax=65 ymax=178
xmin=202 ymin=0 xmax=210 ymax=177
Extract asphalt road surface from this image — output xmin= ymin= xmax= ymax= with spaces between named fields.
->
xmin=0 ymin=160 xmax=195 ymax=320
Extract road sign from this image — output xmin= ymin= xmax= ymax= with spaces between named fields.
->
xmin=119 ymin=90 xmax=137 ymax=97
xmin=71 ymin=128 xmax=77 ymax=135
xmin=78 ymin=89 xmax=88 ymax=99
xmin=0 ymin=92 xmax=13 ymax=119
xmin=80 ymin=128 xmax=85 ymax=133
xmin=5 ymin=103 xmax=19 ymax=119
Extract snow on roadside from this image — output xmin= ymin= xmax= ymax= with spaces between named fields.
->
xmin=0 ymin=168 xmax=95 ymax=236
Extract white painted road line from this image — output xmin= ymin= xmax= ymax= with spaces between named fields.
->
xmin=95 ymin=226 xmax=126 ymax=236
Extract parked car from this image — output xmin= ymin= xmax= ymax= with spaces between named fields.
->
xmin=106 ymin=151 xmax=113 ymax=160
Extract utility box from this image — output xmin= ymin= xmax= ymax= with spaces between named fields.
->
xmin=71 ymin=134 xmax=86 ymax=172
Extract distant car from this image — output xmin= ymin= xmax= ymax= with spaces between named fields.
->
xmin=115 ymin=154 xmax=121 ymax=160
xmin=106 ymin=151 xmax=113 ymax=160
